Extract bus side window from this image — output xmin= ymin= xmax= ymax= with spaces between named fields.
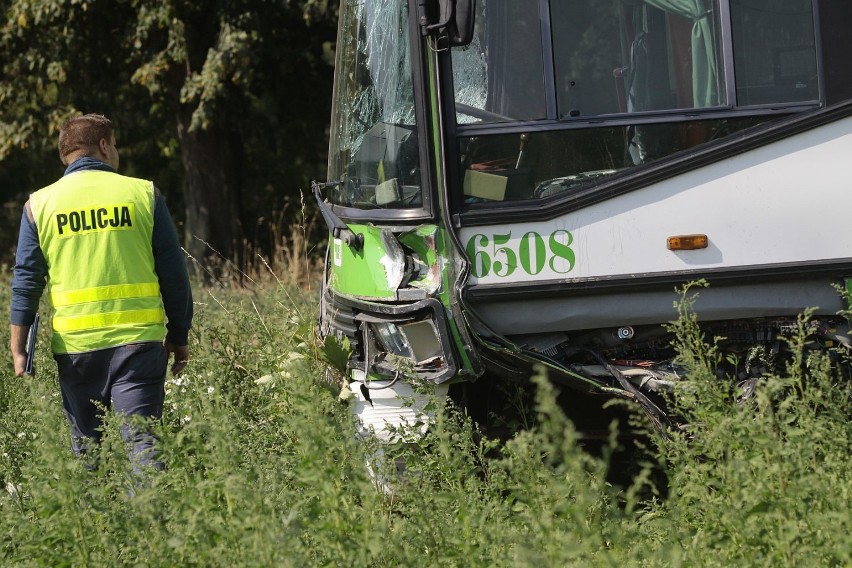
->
xmin=732 ymin=0 xmax=818 ymax=106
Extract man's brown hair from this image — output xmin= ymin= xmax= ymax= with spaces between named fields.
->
xmin=58 ymin=114 xmax=114 ymax=163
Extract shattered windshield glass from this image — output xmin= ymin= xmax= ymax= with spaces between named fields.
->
xmin=327 ymin=0 xmax=423 ymax=209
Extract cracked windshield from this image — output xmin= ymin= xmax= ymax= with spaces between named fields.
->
xmin=327 ymin=0 xmax=423 ymax=209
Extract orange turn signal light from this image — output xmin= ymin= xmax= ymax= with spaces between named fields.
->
xmin=667 ymin=234 xmax=708 ymax=251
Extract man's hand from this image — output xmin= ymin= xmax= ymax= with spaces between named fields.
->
xmin=10 ymin=324 xmax=30 ymax=377
xmin=164 ymin=340 xmax=189 ymax=376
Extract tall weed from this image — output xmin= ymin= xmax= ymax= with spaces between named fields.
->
xmin=1 ymin=266 xmax=850 ymax=566
xmin=650 ymin=284 xmax=852 ymax=567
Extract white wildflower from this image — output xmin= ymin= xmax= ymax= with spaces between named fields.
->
xmin=278 ymin=352 xmax=303 ymax=372
xmin=255 ymin=374 xmax=276 ymax=385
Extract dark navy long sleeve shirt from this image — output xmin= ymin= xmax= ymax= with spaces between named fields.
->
xmin=10 ymin=157 xmax=193 ymax=346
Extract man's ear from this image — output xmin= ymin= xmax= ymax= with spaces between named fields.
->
xmin=98 ymin=138 xmax=109 ymax=154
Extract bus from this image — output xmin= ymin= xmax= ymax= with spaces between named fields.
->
xmin=314 ymin=0 xmax=852 ymax=439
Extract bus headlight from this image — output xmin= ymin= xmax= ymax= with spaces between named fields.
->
xmin=370 ymin=319 xmax=443 ymax=365
xmin=350 ymin=298 xmax=457 ymax=383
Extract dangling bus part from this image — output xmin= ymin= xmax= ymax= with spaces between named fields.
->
xmin=315 ymin=0 xmax=852 ymax=443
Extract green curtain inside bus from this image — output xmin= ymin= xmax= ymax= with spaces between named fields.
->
xmin=642 ymin=0 xmax=720 ymax=107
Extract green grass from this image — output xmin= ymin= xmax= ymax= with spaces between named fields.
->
xmin=1 ymin=267 xmax=850 ymax=567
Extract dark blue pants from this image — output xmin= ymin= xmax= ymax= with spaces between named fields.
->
xmin=55 ymin=341 xmax=168 ymax=469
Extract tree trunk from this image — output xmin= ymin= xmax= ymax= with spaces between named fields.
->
xmin=174 ymin=104 xmax=243 ymax=278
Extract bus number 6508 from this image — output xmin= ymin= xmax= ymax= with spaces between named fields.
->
xmin=465 ymin=230 xmax=576 ymax=279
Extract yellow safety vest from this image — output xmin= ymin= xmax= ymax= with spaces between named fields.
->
xmin=29 ymin=170 xmax=166 ymax=354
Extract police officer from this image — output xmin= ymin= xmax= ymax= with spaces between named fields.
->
xmin=9 ymin=114 xmax=193 ymax=470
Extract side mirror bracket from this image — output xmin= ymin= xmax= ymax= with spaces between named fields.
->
xmin=312 ymin=180 xmax=365 ymax=251
xmin=419 ymin=0 xmax=475 ymax=47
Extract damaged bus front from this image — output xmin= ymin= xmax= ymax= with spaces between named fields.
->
xmin=316 ymin=0 xmax=852 ymax=438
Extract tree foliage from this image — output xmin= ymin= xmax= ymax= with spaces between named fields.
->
xmin=0 ymin=0 xmax=338 ymax=269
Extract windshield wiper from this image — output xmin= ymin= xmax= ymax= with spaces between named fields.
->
xmin=312 ymin=180 xmax=365 ymax=251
